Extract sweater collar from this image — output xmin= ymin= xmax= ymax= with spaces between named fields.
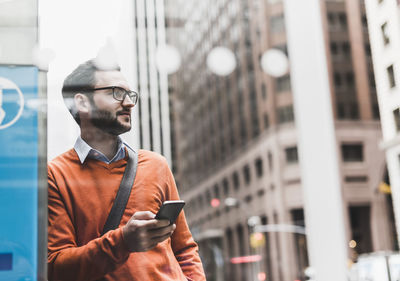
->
xmin=74 ymin=136 xmax=132 ymax=164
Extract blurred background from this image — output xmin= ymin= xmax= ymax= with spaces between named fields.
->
xmin=1 ymin=0 xmax=400 ymax=280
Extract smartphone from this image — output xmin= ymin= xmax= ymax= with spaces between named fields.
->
xmin=155 ymin=200 xmax=185 ymax=224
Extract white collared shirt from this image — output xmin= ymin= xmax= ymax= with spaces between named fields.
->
xmin=74 ymin=136 xmax=133 ymax=164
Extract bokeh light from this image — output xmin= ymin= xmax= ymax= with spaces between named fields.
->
xmin=260 ymin=48 xmax=289 ymax=77
xmin=155 ymin=44 xmax=181 ymax=74
xmin=206 ymin=46 xmax=236 ymax=76
xmin=32 ymin=46 xmax=56 ymax=71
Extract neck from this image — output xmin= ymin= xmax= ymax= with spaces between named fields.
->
xmin=80 ymin=126 xmax=120 ymax=160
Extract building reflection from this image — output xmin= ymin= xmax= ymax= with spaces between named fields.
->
xmin=165 ymin=0 xmax=397 ymax=280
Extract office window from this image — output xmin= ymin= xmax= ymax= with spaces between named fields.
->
xmin=277 ymin=105 xmax=295 ymax=124
xmin=268 ymin=151 xmax=273 ymax=171
xmin=285 ymin=146 xmax=299 ymax=164
xmin=394 ymin=108 xmax=400 ymax=132
xmin=341 ymin=143 xmax=364 ymax=162
xmin=276 ymin=75 xmax=291 ymax=92
xmin=330 ymin=42 xmax=338 ymax=55
xmin=243 ymin=165 xmax=251 ymax=185
xmin=381 ymin=22 xmax=390 ymax=45
xmin=334 ymin=73 xmax=342 ymax=87
xmin=270 ymin=14 xmax=285 ymax=33
xmin=346 ymin=72 xmax=355 ymax=88
xmin=338 ymin=12 xmax=347 ymax=28
xmin=223 ymin=178 xmax=229 ymax=196
xmin=213 ymin=184 xmax=220 ymax=199
xmin=261 ymin=83 xmax=267 ymax=99
xmin=387 ymin=65 xmax=396 ymax=88
xmin=255 ymin=157 xmax=263 ymax=178
xmin=233 ymin=172 xmax=240 ymax=190
xmin=264 ymin=114 xmax=270 ymax=129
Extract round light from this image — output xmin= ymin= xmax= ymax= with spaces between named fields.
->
xmin=155 ymin=44 xmax=181 ymax=74
xmin=94 ymin=39 xmax=119 ymax=71
xmin=260 ymin=48 xmax=289 ymax=77
xmin=258 ymin=272 xmax=266 ymax=281
xmin=349 ymin=240 xmax=357 ymax=248
xmin=210 ymin=198 xmax=220 ymax=208
xmin=32 ymin=46 xmax=56 ymax=71
xmin=207 ymin=47 xmax=236 ymax=76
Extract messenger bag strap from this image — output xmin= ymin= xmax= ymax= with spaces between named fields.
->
xmin=102 ymin=148 xmax=138 ymax=236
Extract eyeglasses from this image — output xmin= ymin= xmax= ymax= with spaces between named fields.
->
xmin=92 ymin=86 xmax=139 ymax=105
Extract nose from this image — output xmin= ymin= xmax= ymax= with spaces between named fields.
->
xmin=122 ymin=94 xmax=135 ymax=108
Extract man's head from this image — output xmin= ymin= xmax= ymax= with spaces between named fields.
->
xmin=62 ymin=59 xmax=137 ymax=135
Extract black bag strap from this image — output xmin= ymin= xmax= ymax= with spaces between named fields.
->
xmin=102 ymin=148 xmax=138 ymax=236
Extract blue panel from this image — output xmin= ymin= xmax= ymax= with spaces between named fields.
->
xmin=0 ymin=66 xmax=38 ymax=281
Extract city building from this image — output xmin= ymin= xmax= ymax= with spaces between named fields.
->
xmin=166 ymin=0 xmax=397 ymax=280
xmin=364 ymin=0 xmax=400 ymax=250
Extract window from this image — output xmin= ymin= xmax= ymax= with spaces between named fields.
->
xmin=213 ymin=184 xmax=220 ymax=199
xmin=387 ymin=65 xmax=396 ymax=88
xmin=264 ymin=114 xmax=270 ymax=129
xmin=346 ymin=72 xmax=355 ymax=88
xmin=394 ymin=108 xmax=400 ymax=132
xmin=334 ymin=73 xmax=342 ymax=87
xmin=223 ymin=178 xmax=229 ymax=196
xmin=261 ymin=83 xmax=267 ymax=99
xmin=268 ymin=151 xmax=273 ymax=171
xmin=330 ymin=42 xmax=338 ymax=55
xmin=243 ymin=165 xmax=251 ymax=185
xmin=341 ymin=143 xmax=364 ymax=162
xmin=277 ymin=105 xmax=295 ymax=124
xmin=338 ymin=12 xmax=347 ymax=28
xmin=255 ymin=158 xmax=263 ymax=178
xmin=345 ymin=175 xmax=368 ymax=182
xmin=285 ymin=146 xmax=298 ymax=164
xmin=342 ymin=42 xmax=350 ymax=57
xmin=275 ymin=75 xmax=291 ymax=92
xmin=270 ymin=14 xmax=285 ymax=33
xmin=381 ymin=22 xmax=390 ymax=45
xmin=233 ymin=172 xmax=240 ymax=190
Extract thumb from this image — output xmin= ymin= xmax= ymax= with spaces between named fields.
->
xmin=132 ymin=211 xmax=156 ymax=220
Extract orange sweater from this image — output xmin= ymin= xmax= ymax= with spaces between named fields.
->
xmin=48 ymin=149 xmax=205 ymax=281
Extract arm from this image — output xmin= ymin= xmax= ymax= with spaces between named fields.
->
xmin=164 ymin=167 xmax=206 ymax=281
xmin=47 ymin=171 xmax=130 ymax=281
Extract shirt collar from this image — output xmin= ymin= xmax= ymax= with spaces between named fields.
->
xmin=74 ymin=136 xmax=131 ymax=164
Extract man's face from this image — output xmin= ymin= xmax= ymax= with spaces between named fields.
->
xmin=89 ymin=71 xmax=135 ymax=135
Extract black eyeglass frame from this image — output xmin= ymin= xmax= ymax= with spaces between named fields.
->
xmin=91 ymin=86 xmax=139 ymax=104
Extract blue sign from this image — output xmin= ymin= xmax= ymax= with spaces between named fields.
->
xmin=0 ymin=66 xmax=39 ymax=281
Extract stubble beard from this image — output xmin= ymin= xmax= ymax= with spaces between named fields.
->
xmin=90 ymin=107 xmax=131 ymax=136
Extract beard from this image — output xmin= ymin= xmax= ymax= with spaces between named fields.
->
xmin=90 ymin=105 xmax=131 ymax=136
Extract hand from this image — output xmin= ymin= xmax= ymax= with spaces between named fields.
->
xmin=122 ymin=211 xmax=176 ymax=252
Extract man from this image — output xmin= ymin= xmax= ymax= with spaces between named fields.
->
xmin=47 ymin=59 xmax=206 ymax=281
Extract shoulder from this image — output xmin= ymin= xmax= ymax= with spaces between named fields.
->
xmin=138 ymin=149 xmax=169 ymax=167
xmin=48 ymin=149 xmax=79 ymax=174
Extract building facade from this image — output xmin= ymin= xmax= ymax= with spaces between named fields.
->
xmin=364 ymin=0 xmax=400 ymax=250
xmin=114 ymin=0 xmax=172 ymax=163
xmin=166 ymin=0 xmax=397 ymax=280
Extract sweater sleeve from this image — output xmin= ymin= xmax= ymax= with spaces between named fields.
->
xmin=164 ymin=165 xmax=206 ymax=281
xmin=47 ymin=169 xmax=130 ymax=281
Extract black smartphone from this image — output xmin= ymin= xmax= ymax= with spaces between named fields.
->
xmin=155 ymin=200 xmax=185 ymax=224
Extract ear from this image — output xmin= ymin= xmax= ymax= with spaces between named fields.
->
xmin=74 ymin=93 xmax=91 ymax=114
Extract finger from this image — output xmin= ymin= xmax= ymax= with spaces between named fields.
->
xmin=132 ymin=211 xmax=155 ymax=220
xmin=148 ymin=223 xmax=175 ymax=237
xmin=150 ymin=231 xmax=174 ymax=244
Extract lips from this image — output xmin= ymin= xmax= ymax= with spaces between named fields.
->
xmin=118 ymin=111 xmax=131 ymax=117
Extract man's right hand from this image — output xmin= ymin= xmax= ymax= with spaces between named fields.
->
xmin=122 ymin=211 xmax=176 ymax=252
